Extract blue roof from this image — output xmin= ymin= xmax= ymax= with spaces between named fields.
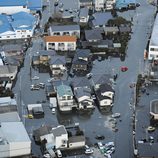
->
xmin=0 ymin=14 xmax=14 ymax=34
xmin=11 ymin=12 xmax=36 ymax=30
xmin=27 ymin=0 xmax=42 ymax=11
xmin=0 ymin=0 xmax=27 ymax=6
xmin=115 ymin=0 xmax=136 ymax=9
xmin=57 ymin=84 xmax=73 ymax=97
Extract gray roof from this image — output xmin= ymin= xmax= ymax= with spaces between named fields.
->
xmin=150 ymin=14 xmax=158 ymax=46
xmin=92 ymin=12 xmax=113 ymax=27
xmin=0 ymin=97 xmax=17 ymax=106
xmin=99 ymin=83 xmax=114 ymax=92
xmin=33 ymin=125 xmax=53 ymax=138
xmin=74 ymin=87 xmax=91 ymax=98
xmin=0 ymin=122 xmax=31 ymax=143
xmin=104 ymin=26 xmax=119 ymax=33
xmin=2 ymin=44 xmax=22 ymax=52
xmin=0 ymin=65 xmax=17 ymax=75
xmin=49 ymin=56 xmax=66 ymax=65
xmin=119 ymin=25 xmax=131 ymax=33
xmin=50 ymin=25 xmax=80 ymax=32
xmin=76 ymin=49 xmax=91 ymax=58
xmin=52 ymin=125 xmax=67 ymax=137
xmin=0 ymin=105 xmax=17 ymax=114
xmin=37 ymin=50 xmax=56 ymax=56
xmin=71 ymin=77 xmax=91 ymax=88
xmin=85 ymin=29 xmax=103 ymax=41
xmin=95 ymin=89 xmax=112 ymax=101
xmin=0 ymin=112 xmax=20 ymax=122
xmin=68 ymin=135 xmax=85 ymax=143
xmin=80 ymin=0 xmax=92 ymax=3
xmin=79 ymin=7 xmax=88 ymax=17
xmin=58 ymin=0 xmax=80 ymax=10
xmin=92 ymin=74 xmax=112 ymax=85
xmin=57 ymin=84 xmax=73 ymax=97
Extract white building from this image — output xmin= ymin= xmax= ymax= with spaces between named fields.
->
xmin=106 ymin=0 xmax=116 ymax=10
xmin=45 ymin=36 xmax=77 ymax=51
xmin=79 ymin=8 xmax=89 ymax=23
xmin=0 ymin=12 xmax=38 ymax=40
xmin=95 ymin=0 xmax=105 ymax=11
xmin=0 ymin=0 xmax=30 ymax=15
xmin=0 ymin=122 xmax=31 ymax=158
xmin=56 ymin=84 xmax=75 ymax=112
xmin=49 ymin=25 xmax=80 ymax=38
xmin=148 ymin=14 xmax=158 ymax=60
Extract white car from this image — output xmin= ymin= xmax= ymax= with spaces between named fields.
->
xmin=86 ymin=73 xmax=93 ymax=79
xmin=111 ymin=113 xmax=121 ymax=118
xmin=97 ymin=142 xmax=104 ymax=150
xmin=104 ymin=153 xmax=111 ymax=158
xmin=52 ymin=108 xmax=56 ymax=114
xmin=32 ymin=76 xmax=39 ymax=80
xmin=43 ymin=153 xmax=51 ymax=158
xmin=85 ymin=148 xmax=94 ymax=154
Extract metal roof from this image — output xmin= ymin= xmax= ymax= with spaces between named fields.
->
xmin=52 ymin=125 xmax=67 ymax=137
xmin=0 ymin=112 xmax=20 ymax=122
xmin=57 ymin=84 xmax=73 ymax=97
xmin=27 ymin=0 xmax=42 ymax=11
xmin=0 ymin=122 xmax=31 ymax=143
xmin=50 ymin=25 xmax=80 ymax=32
xmin=150 ymin=14 xmax=158 ymax=46
xmin=85 ymin=29 xmax=103 ymax=41
xmin=79 ymin=7 xmax=88 ymax=17
xmin=49 ymin=56 xmax=66 ymax=65
xmin=0 ymin=0 xmax=27 ymax=6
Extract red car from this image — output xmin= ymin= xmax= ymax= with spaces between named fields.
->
xmin=121 ymin=66 xmax=128 ymax=72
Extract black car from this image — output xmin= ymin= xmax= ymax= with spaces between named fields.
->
xmin=95 ymin=135 xmax=105 ymax=140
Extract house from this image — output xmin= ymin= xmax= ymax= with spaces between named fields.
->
xmin=79 ymin=0 xmax=93 ymax=9
xmin=92 ymin=12 xmax=113 ymax=28
xmin=95 ymin=0 xmax=105 ymax=11
xmin=33 ymin=125 xmax=53 ymax=142
xmin=49 ymin=56 xmax=66 ymax=75
xmin=49 ymin=25 xmax=80 ymax=38
xmin=51 ymin=125 xmax=68 ymax=149
xmin=79 ymin=8 xmax=89 ymax=23
xmin=0 ymin=122 xmax=31 ymax=158
xmin=148 ymin=14 xmax=158 ymax=60
xmin=27 ymin=0 xmax=42 ymax=13
xmin=104 ymin=26 xmax=119 ymax=35
xmin=56 ymin=84 xmax=75 ymax=112
xmin=0 ymin=0 xmax=30 ymax=14
xmin=72 ymin=49 xmax=92 ymax=71
xmin=119 ymin=24 xmax=131 ymax=34
xmin=46 ymin=84 xmax=56 ymax=97
xmin=95 ymin=83 xmax=114 ymax=108
xmin=0 ymin=12 xmax=37 ymax=40
xmin=68 ymin=135 xmax=86 ymax=148
xmin=150 ymin=99 xmax=158 ymax=120
xmin=115 ymin=0 xmax=136 ymax=10
xmin=74 ymin=87 xmax=94 ymax=110
xmin=85 ymin=29 xmax=103 ymax=42
xmin=45 ymin=36 xmax=77 ymax=51
xmin=66 ymin=125 xmax=85 ymax=149
xmin=71 ymin=77 xmax=91 ymax=90
xmin=105 ymin=0 xmax=116 ymax=10
xmin=0 ymin=65 xmax=18 ymax=80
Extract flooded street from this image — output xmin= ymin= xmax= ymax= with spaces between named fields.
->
xmin=11 ymin=0 xmax=156 ymax=157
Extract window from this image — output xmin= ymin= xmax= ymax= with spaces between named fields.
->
xmin=150 ymin=48 xmax=158 ymax=51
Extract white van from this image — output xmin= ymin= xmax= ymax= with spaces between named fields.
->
xmin=56 ymin=150 xmax=62 ymax=158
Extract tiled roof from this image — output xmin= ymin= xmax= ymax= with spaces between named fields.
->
xmin=44 ymin=35 xmax=77 ymax=42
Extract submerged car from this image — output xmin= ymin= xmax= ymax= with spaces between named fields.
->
xmin=147 ymin=126 xmax=155 ymax=132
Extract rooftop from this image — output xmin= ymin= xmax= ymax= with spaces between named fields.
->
xmin=79 ymin=7 xmax=89 ymax=17
xmin=0 ymin=65 xmax=17 ymax=74
xmin=52 ymin=125 xmax=67 ymax=137
xmin=0 ymin=0 xmax=27 ymax=6
xmin=85 ymin=29 xmax=103 ymax=41
xmin=150 ymin=13 xmax=158 ymax=46
xmin=150 ymin=99 xmax=158 ymax=114
xmin=68 ymin=135 xmax=85 ymax=143
xmin=49 ymin=56 xmax=66 ymax=65
xmin=44 ymin=35 xmax=77 ymax=42
xmin=50 ymin=25 xmax=80 ymax=32
xmin=57 ymin=84 xmax=73 ymax=97
xmin=27 ymin=0 xmax=42 ymax=11
xmin=0 ymin=122 xmax=31 ymax=143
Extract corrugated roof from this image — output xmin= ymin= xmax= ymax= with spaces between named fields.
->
xmin=45 ymin=35 xmax=77 ymax=42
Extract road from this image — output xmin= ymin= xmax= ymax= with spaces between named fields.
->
xmin=12 ymin=0 xmax=156 ymax=157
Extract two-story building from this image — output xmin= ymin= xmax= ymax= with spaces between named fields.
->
xmin=79 ymin=8 xmax=89 ymax=23
xmin=95 ymin=0 xmax=105 ymax=11
xmin=56 ymin=84 xmax=75 ymax=112
xmin=45 ymin=36 xmax=77 ymax=51
xmin=49 ymin=25 xmax=80 ymax=38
